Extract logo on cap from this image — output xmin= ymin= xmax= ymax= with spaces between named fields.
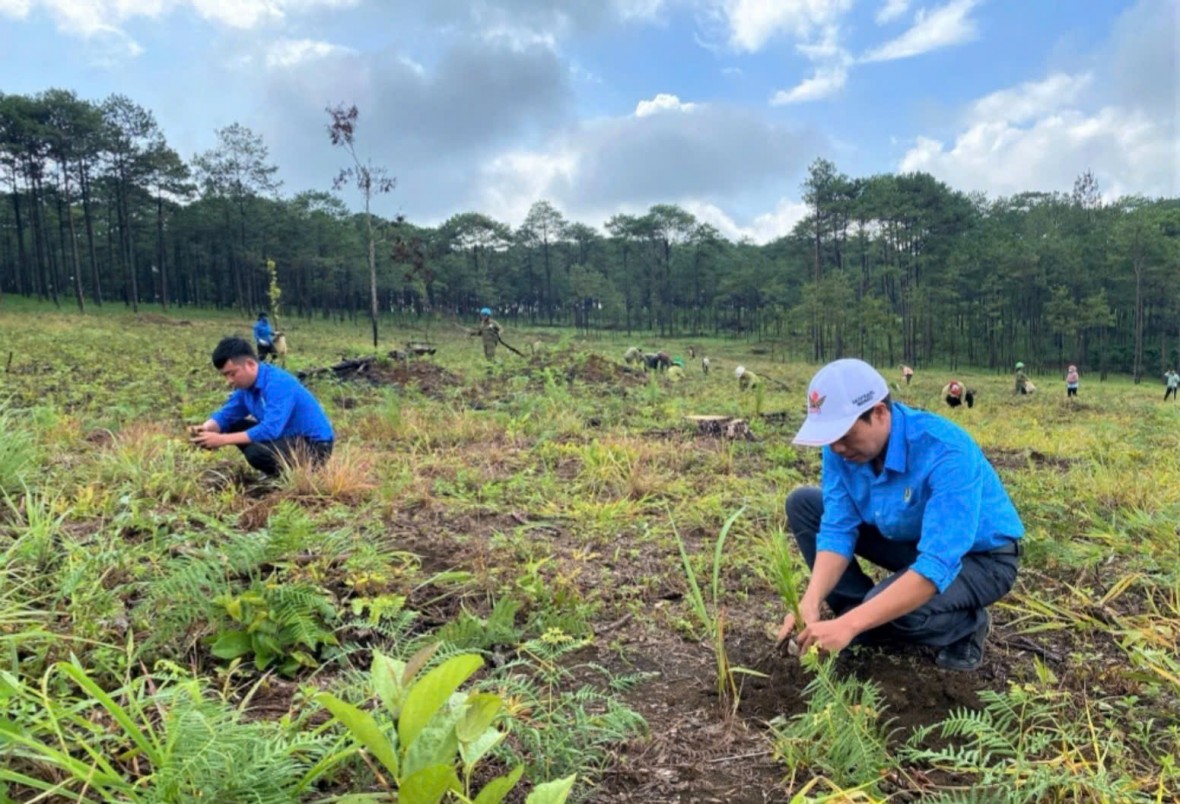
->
xmin=808 ymin=390 xmax=826 ymax=414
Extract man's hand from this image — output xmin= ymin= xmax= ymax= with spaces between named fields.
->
xmin=797 ymin=617 xmax=859 ymax=655
xmin=190 ymin=431 xmax=227 ymax=450
xmin=776 ymin=600 xmax=822 ymax=645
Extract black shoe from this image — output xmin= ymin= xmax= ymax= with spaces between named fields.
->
xmin=936 ymin=610 xmax=990 ymax=671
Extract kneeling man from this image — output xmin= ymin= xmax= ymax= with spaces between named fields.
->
xmin=190 ymin=337 xmax=334 ymax=476
xmin=778 ymin=358 xmax=1023 ymax=671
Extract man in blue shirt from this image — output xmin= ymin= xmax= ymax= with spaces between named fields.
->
xmin=777 ymin=358 xmax=1023 ymax=671
xmin=254 ymin=313 xmax=276 ymax=362
xmin=190 ymin=337 xmax=335 ymax=476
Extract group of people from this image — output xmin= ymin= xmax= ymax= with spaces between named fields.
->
xmin=200 ymin=310 xmax=1040 ymax=674
xmin=910 ymin=361 xmax=1080 ymax=410
xmin=622 ymin=346 xmax=708 ymax=382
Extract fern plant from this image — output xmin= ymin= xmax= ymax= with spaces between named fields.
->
xmin=0 ymin=658 xmax=335 ymax=802
xmin=903 ymin=682 xmax=1152 ymax=802
xmin=492 ymin=635 xmax=649 ymax=785
xmin=210 ymin=581 xmax=339 ymax=676
xmin=769 ymin=650 xmax=892 ymax=794
xmin=134 ymin=529 xmax=271 ymax=656
xmin=434 ymin=597 xmax=524 ymax=651
xmin=134 ymin=503 xmax=353 ymax=661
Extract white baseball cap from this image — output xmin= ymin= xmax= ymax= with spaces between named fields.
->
xmin=792 ymin=358 xmax=890 ymax=446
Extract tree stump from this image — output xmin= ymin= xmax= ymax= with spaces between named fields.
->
xmin=685 ymin=415 xmax=755 ymax=441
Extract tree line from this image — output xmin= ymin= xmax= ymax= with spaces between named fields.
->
xmin=1 ymin=89 xmax=1178 ymax=378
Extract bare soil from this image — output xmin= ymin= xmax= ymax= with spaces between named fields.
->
xmin=318 ymin=359 xmax=464 ymax=398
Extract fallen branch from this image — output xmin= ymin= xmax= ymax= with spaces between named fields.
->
xmin=995 ymin=634 xmax=1065 ymax=664
xmin=297 ymin=356 xmax=377 ymax=381
xmin=594 ymin=612 xmax=634 ymax=635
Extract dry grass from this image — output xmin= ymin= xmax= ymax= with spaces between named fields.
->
xmin=279 ymin=443 xmax=377 ymax=504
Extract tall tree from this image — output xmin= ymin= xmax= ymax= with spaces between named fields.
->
xmin=605 ymin=213 xmax=644 ymax=334
xmin=193 ymin=122 xmax=281 ymax=312
xmin=101 ymin=94 xmax=165 ymax=311
xmin=145 ymin=144 xmax=192 ymax=310
xmin=639 ymin=204 xmax=696 ymax=336
xmin=519 ymin=200 xmax=567 ymax=325
xmin=327 ymin=104 xmax=396 ymax=348
xmin=42 ymin=89 xmax=100 ymax=312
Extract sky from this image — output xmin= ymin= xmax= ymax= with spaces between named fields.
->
xmin=1 ymin=0 xmax=1176 ymax=243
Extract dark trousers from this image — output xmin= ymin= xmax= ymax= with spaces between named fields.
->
xmin=225 ymin=420 xmax=333 ymax=476
xmin=257 ymin=342 xmax=277 ymax=362
xmin=945 ymin=392 xmax=975 ymax=409
xmin=785 ymin=487 xmax=1019 ymax=648
xmin=1067 ymin=387 xmax=1078 ymax=397
xmin=1166 ymin=387 xmax=1177 ymax=401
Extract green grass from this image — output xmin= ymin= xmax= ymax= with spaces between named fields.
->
xmin=1 ymin=301 xmax=1178 ymax=801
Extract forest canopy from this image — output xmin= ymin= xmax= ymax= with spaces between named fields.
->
xmin=2 ymin=89 xmax=1177 ymax=376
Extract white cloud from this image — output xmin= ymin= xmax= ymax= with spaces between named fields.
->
xmin=477 ymin=148 xmax=579 ymax=226
xmin=469 ymin=101 xmax=820 ymax=238
xmin=481 ymin=24 xmax=558 ymax=52
xmin=684 ymin=197 xmax=809 ymax=243
xmin=187 ymin=0 xmax=281 ymax=28
xmin=862 ymin=0 xmax=978 ymax=62
xmin=968 ymin=72 xmax=1092 ymax=126
xmin=399 ymin=54 xmax=426 ymax=76
xmin=0 ymin=0 xmax=360 ymax=44
xmin=190 ymin=0 xmax=358 ymax=28
xmin=714 ymin=0 xmax=853 ymax=53
xmin=771 ymin=63 xmax=848 ymax=104
xmin=899 ymin=106 xmax=1175 ymax=199
xmin=747 ymin=198 xmax=811 ymax=242
xmin=897 ymin=0 xmax=1177 ymax=202
xmin=0 ymin=0 xmax=32 ymax=16
xmin=265 ymin=38 xmax=355 ymax=69
xmin=635 ymin=92 xmax=698 ymax=117
xmin=613 ymin=0 xmax=667 ymax=21
xmin=769 ymin=23 xmax=851 ymax=105
xmin=875 ymin=0 xmax=909 ymax=24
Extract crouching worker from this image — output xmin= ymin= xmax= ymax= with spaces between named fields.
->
xmin=942 ymin=380 xmax=975 ymax=408
xmin=190 ymin=337 xmax=334 ymax=476
xmin=736 ymin=365 xmax=760 ymax=390
xmin=778 ymin=358 xmax=1023 ymax=671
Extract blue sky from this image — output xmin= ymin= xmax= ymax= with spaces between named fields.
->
xmin=1 ymin=0 xmax=1174 ymax=241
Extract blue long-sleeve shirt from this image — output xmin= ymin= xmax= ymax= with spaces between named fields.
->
xmin=816 ymin=402 xmax=1023 ymax=593
xmin=253 ymin=319 xmax=274 ymax=346
xmin=210 ymin=363 xmax=334 ymax=444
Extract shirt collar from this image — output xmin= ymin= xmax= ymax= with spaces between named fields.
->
xmin=882 ymin=403 xmax=908 ymax=474
xmin=252 ymin=361 xmax=272 ymax=392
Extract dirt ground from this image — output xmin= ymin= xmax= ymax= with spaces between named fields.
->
xmin=369 ymin=360 xmax=463 ymax=397
xmin=583 ymin=617 xmax=1010 ymax=802
xmin=353 ymin=504 xmax=1050 ymax=802
xmin=307 ymin=358 xmax=464 ymax=398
